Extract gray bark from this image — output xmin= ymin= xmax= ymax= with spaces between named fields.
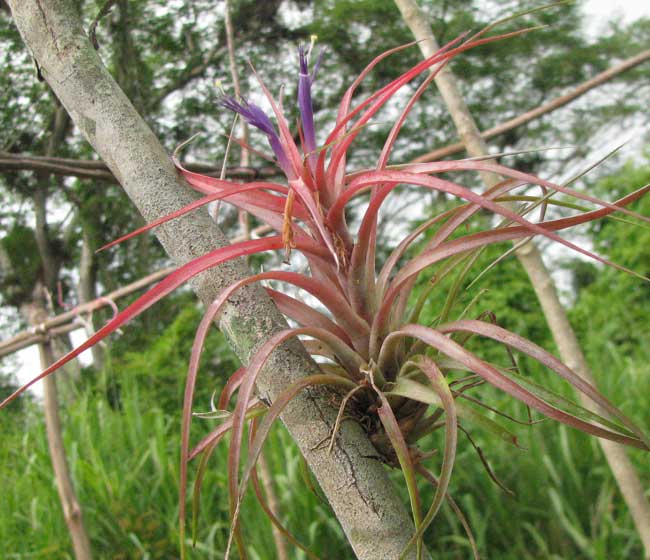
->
xmin=6 ymin=1 xmax=420 ymax=558
xmin=394 ymin=1 xmax=650 ymax=557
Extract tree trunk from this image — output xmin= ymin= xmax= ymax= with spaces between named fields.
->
xmin=6 ymin=1 xmax=421 ymax=558
xmin=25 ymin=292 xmax=92 ymax=560
xmin=34 ymin=103 xmax=82 ymax=392
xmin=393 ymin=1 xmax=650 ymax=557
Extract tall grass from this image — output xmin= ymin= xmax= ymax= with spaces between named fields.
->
xmin=0 ymin=335 xmax=350 ymax=559
xmin=2 ymin=296 xmax=647 ymax=559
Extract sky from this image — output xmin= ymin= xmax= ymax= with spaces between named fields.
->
xmin=9 ymin=1 xmax=650 ymax=398
xmin=583 ymin=0 xmax=650 ymax=32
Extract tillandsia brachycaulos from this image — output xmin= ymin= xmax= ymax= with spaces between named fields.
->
xmin=2 ymin=24 xmax=650 ymax=560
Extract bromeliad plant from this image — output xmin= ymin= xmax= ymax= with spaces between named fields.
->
xmin=3 ymin=27 xmax=650 ymax=560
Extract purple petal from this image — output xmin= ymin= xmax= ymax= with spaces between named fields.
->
xmin=219 ymin=96 xmax=291 ymax=175
xmin=219 ymin=96 xmax=275 ymax=136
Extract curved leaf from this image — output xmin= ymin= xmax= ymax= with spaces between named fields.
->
xmin=373 ymin=388 xmax=424 ymax=559
xmin=267 ymin=288 xmax=352 ymax=345
xmin=439 ymin=319 xmax=649 ymax=446
xmin=389 ymin=377 xmax=520 ymax=447
xmin=379 ymin=325 xmax=648 ymax=450
xmin=403 ymin=357 xmax=457 ymax=553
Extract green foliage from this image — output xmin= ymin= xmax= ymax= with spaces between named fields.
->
xmin=0 ymin=223 xmax=41 ymax=306
xmin=0 ymin=363 xmax=352 ymax=558
xmin=570 ymin=161 xmax=650 ymax=355
xmin=0 ymin=370 xmax=26 ymax=414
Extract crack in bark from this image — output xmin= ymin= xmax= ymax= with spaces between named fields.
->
xmin=35 ymin=0 xmax=60 ymax=55
xmin=306 ymin=388 xmax=381 ymax=518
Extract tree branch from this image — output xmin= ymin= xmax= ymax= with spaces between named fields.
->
xmin=0 ymin=151 xmax=280 ymax=181
xmin=6 ymin=1 xmax=419 ymax=557
xmin=412 ymin=48 xmax=650 ymax=163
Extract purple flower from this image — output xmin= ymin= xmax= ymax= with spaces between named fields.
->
xmin=219 ymin=96 xmax=291 ymax=175
xmin=297 ymin=44 xmax=323 ymax=174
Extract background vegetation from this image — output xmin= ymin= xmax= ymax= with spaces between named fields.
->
xmin=1 ymin=1 xmax=649 ymax=558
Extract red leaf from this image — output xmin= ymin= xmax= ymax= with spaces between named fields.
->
xmin=0 ymin=236 xmax=287 ymax=409
xmin=318 ymin=41 xmax=419 ymax=202
xmin=267 ymin=288 xmax=352 ymax=345
xmin=99 ymin=181 xmax=290 ymax=252
xmin=217 ymin=366 xmax=248 ymax=411
xmin=374 ymin=389 xmax=424 ymax=557
xmin=375 ymin=179 xmax=523 ymax=299
xmin=404 ymin=160 xmax=650 ymax=225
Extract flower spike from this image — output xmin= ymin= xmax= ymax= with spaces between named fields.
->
xmin=218 ymin=96 xmax=292 ymax=176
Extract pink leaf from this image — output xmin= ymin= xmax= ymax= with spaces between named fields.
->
xmin=438 ymin=319 xmax=650 ymax=447
xmin=0 ymin=236 xmax=289 ymax=409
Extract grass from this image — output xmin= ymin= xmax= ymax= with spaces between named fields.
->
xmin=0 ymin=338 xmax=350 ymax=559
xmin=2 ymin=336 xmax=647 ymax=559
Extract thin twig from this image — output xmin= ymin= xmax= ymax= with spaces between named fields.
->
xmin=88 ymin=0 xmax=117 ymax=50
